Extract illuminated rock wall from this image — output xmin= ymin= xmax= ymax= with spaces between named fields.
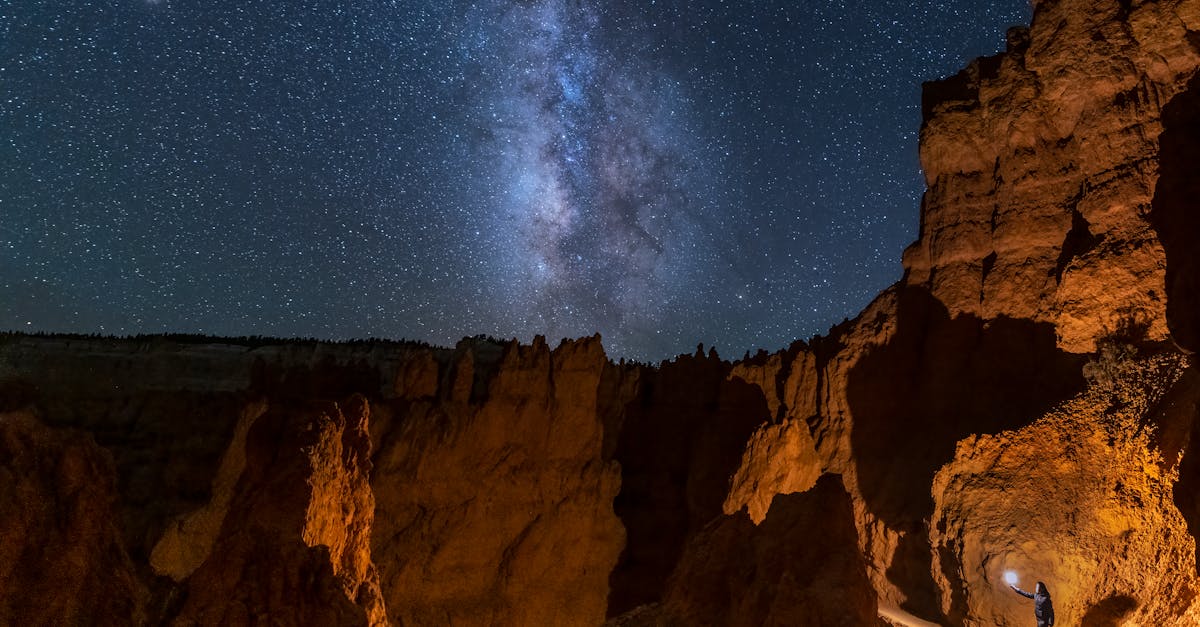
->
xmin=907 ymin=0 xmax=1200 ymax=353
xmin=0 ymin=336 xmax=632 ymax=626
xmin=4 ymin=0 xmax=1200 ymax=625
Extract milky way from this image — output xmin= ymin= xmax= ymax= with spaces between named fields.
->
xmin=1 ymin=0 xmax=1031 ymax=362
xmin=464 ymin=1 xmax=709 ymax=354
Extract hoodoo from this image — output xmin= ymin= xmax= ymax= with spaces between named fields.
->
xmin=3 ymin=0 xmax=1200 ymax=624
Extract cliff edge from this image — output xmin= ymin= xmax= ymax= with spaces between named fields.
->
xmin=4 ymin=0 xmax=1200 ymax=624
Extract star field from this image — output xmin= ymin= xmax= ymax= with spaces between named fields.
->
xmin=1 ymin=0 xmax=1031 ymax=362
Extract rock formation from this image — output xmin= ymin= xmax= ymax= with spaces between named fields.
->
xmin=909 ymin=0 xmax=1200 ymax=353
xmin=370 ymin=336 xmax=627 ymax=626
xmin=701 ymin=0 xmax=1200 ymax=620
xmin=0 ymin=411 xmax=143 ymax=625
xmin=607 ymin=349 xmax=769 ymax=616
xmin=3 ymin=0 xmax=1200 ymax=624
xmin=629 ymin=0 xmax=1200 ymax=621
xmin=612 ymin=475 xmax=878 ymax=627
xmin=930 ymin=353 xmax=1200 ymax=625
xmin=168 ymin=396 xmax=386 ymax=626
xmin=0 ymin=335 xmax=632 ymax=626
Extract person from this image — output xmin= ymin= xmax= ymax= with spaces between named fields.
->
xmin=1010 ymin=581 xmax=1055 ymax=626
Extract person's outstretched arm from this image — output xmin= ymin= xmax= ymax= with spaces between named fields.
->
xmin=1010 ymin=584 xmax=1034 ymax=599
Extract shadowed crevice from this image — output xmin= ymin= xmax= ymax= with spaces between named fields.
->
xmin=606 ymin=352 xmax=769 ymax=617
xmin=1080 ymin=594 xmax=1138 ymax=626
xmin=643 ymin=475 xmax=878 ymax=626
xmin=1168 ymin=368 xmax=1200 ymax=574
xmin=1054 ymin=206 xmax=1103 ymax=283
xmin=1150 ymin=72 xmax=1200 ymax=353
xmin=847 ymin=287 xmax=1085 ymax=620
xmin=885 ymin=530 xmax=943 ymax=620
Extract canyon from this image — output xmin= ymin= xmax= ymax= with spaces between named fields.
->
xmin=4 ymin=0 xmax=1200 ymax=624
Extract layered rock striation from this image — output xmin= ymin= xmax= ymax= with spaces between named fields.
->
xmin=929 ymin=354 xmax=1200 ymax=625
xmin=0 ymin=335 xmax=636 ymax=626
xmin=4 ymin=0 xmax=1200 ymax=625
xmin=370 ymin=337 xmax=628 ymax=626
xmin=909 ymin=0 xmax=1200 ymax=353
xmin=615 ymin=0 xmax=1200 ymax=621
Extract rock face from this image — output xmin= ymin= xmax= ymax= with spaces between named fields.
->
xmin=930 ymin=354 xmax=1200 ymax=625
xmin=169 ymin=397 xmax=386 ymax=626
xmin=0 ymin=411 xmax=143 ymax=625
xmin=1151 ymin=71 xmax=1200 ymax=353
xmin=718 ymin=0 xmax=1200 ymax=620
xmin=612 ymin=475 xmax=878 ymax=627
xmin=0 ymin=335 xmax=632 ymax=626
xmin=607 ymin=349 xmax=769 ymax=616
xmin=907 ymin=0 xmax=1200 ymax=352
xmin=722 ymin=346 xmax=824 ymax=524
xmin=4 ymin=0 xmax=1200 ymax=625
xmin=627 ymin=0 xmax=1200 ymax=622
xmin=661 ymin=474 xmax=877 ymax=627
xmin=370 ymin=337 xmax=627 ymax=626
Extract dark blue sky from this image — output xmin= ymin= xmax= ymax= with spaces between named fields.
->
xmin=1 ymin=0 xmax=1030 ymax=361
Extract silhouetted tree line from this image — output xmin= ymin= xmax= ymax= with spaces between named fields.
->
xmin=0 ymin=330 xmax=437 ymax=350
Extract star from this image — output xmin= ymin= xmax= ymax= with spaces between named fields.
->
xmin=1 ymin=0 xmax=1032 ymax=362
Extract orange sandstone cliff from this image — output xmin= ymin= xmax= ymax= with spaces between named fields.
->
xmin=3 ymin=0 xmax=1200 ymax=625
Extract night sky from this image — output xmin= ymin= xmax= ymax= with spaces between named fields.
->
xmin=2 ymin=0 xmax=1031 ymax=362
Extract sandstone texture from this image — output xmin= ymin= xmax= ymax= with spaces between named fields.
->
xmin=716 ymin=0 xmax=1200 ymax=619
xmin=4 ymin=0 xmax=1200 ymax=625
xmin=0 ymin=411 xmax=142 ymax=626
xmin=170 ymin=396 xmax=386 ymax=626
xmin=0 ymin=335 xmax=635 ymax=626
xmin=929 ymin=354 xmax=1200 ymax=626
xmin=370 ymin=336 xmax=627 ymax=626
xmin=907 ymin=0 xmax=1200 ymax=353
xmin=723 ymin=346 xmax=824 ymax=524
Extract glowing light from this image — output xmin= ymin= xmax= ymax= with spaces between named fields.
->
xmin=1004 ymin=570 xmax=1019 ymax=585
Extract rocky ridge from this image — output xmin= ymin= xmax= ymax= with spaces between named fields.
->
xmin=3 ymin=0 xmax=1200 ymax=624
